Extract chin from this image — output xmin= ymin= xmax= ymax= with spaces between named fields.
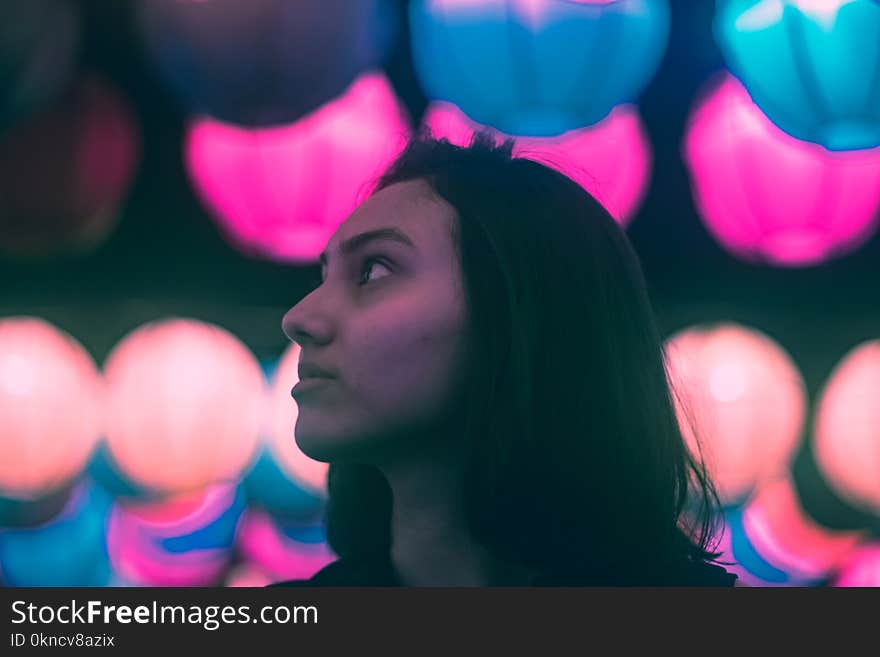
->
xmin=294 ymin=418 xmax=402 ymax=465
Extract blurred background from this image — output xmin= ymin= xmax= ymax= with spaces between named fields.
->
xmin=0 ymin=0 xmax=878 ymax=587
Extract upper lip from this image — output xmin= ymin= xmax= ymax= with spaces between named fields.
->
xmin=297 ymin=361 xmax=336 ymax=380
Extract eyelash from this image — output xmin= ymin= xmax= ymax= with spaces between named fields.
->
xmin=357 ymin=256 xmax=392 ymax=286
xmin=309 ymin=255 xmax=391 ymax=291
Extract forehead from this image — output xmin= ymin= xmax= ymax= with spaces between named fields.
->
xmin=324 ymin=179 xmax=456 ymax=255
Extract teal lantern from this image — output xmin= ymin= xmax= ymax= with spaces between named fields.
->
xmin=715 ymin=0 xmax=880 ymax=150
xmin=410 ymin=0 xmax=670 ymax=137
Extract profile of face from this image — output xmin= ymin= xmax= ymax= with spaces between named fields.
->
xmin=281 ymin=179 xmax=469 ymax=465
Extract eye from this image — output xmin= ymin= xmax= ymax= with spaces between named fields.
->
xmin=359 ymin=256 xmax=392 ymax=286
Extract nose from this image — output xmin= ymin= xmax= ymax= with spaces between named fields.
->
xmin=281 ymin=292 xmax=334 ymax=347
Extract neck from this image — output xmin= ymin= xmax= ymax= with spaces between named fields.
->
xmin=375 ymin=447 xmax=533 ymax=587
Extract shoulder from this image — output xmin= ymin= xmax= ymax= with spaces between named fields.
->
xmin=678 ymin=560 xmax=738 ymax=587
xmin=266 ymin=559 xmax=350 ymax=587
xmin=267 ymin=555 xmax=399 ymax=587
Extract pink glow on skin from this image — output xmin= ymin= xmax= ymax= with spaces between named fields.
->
xmin=742 ymin=476 xmax=864 ymax=581
xmin=664 ymin=323 xmax=807 ymax=505
xmin=106 ymin=485 xmax=238 ymax=587
xmin=0 ymin=77 xmax=139 ymax=259
xmin=814 ymin=340 xmax=880 ymax=513
xmin=266 ymin=343 xmax=329 ymax=496
xmin=683 ymin=75 xmax=880 ymax=266
xmin=102 ymin=319 xmax=265 ymax=495
xmin=424 ymin=101 xmax=650 ymax=225
xmin=0 ymin=318 xmax=102 ymax=498
xmin=832 ymin=544 xmax=880 ymax=587
xmin=236 ymin=510 xmax=336 ymax=580
xmin=185 ymin=72 xmax=411 ymax=264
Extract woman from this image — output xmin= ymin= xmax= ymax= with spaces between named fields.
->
xmin=275 ymin=133 xmax=735 ymax=586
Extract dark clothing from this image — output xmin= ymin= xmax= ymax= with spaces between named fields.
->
xmin=269 ymin=554 xmax=738 ymax=587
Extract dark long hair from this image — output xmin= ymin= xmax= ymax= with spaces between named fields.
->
xmin=323 ymin=133 xmax=722 ymax=579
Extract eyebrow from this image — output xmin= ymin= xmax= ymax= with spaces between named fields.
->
xmin=319 ymin=227 xmax=416 ymax=268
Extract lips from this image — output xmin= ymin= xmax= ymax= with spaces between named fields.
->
xmin=291 ymin=376 xmax=334 ymax=399
xmin=297 ymin=361 xmax=336 ymax=380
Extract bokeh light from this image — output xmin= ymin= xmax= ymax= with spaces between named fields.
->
xmin=813 ymin=339 xmax=880 ymax=514
xmin=0 ymin=76 xmax=140 ymax=260
xmin=0 ymin=317 xmax=102 ymax=499
xmin=717 ymin=476 xmax=864 ymax=586
xmin=185 ymin=72 xmax=410 ymax=263
xmin=715 ymin=0 xmax=880 ymax=150
xmin=409 ymin=0 xmax=670 ymax=136
xmin=236 ymin=509 xmax=335 ymax=582
xmin=664 ymin=322 xmax=807 ymax=505
xmin=136 ymin=0 xmax=396 ymax=127
xmin=103 ymin=319 xmax=265 ymax=495
xmin=106 ymin=484 xmax=245 ymax=586
xmin=831 ymin=543 xmax=880 ymax=587
xmin=0 ymin=481 xmax=113 ymax=586
xmin=224 ymin=562 xmax=273 ymax=588
xmin=683 ymin=74 xmax=880 ymax=266
xmin=423 ymin=100 xmax=651 ymax=224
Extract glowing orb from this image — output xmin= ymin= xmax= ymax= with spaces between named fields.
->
xmin=236 ymin=509 xmax=335 ymax=581
xmin=423 ymin=101 xmax=651 ymax=224
xmin=136 ymin=0 xmax=395 ymax=127
xmin=813 ymin=340 xmax=880 ymax=514
xmin=831 ymin=543 xmax=880 ymax=587
xmin=664 ymin=323 xmax=807 ymax=505
xmin=265 ymin=344 xmax=330 ymax=497
xmin=0 ymin=317 xmax=102 ymax=498
xmin=103 ymin=319 xmax=265 ymax=495
xmin=716 ymin=0 xmax=880 ymax=150
xmin=224 ymin=562 xmax=273 ymax=588
xmin=185 ymin=72 xmax=410 ymax=263
xmin=106 ymin=484 xmax=245 ymax=586
xmin=0 ymin=481 xmax=113 ymax=586
xmin=716 ymin=476 xmax=863 ymax=586
xmin=0 ymin=76 xmax=140 ymax=260
xmin=410 ymin=0 xmax=669 ymax=136
xmin=683 ymin=74 xmax=880 ymax=267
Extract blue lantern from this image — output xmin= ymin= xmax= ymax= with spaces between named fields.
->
xmin=0 ymin=481 xmax=113 ymax=586
xmin=242 ymin=447 xmax=326 ymax=523
xmin=715 ymin=0 xmax=880 ymax=150
xmin=409 ymin=0 xmax=670 ymax=136
xmin=137 ymin=0 xmax=396 ymax=127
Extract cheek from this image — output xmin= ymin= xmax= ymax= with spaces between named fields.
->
xmin=346 ymin=299 xmax=467 ymax=419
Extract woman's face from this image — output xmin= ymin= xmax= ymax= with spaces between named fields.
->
xmin=281 ymin=179 xmax=469 ymax=464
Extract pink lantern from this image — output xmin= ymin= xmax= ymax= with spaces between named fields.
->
xmin=740 ymin=476 xmax=864 ymax=582
xmin=0 ymin=76 xmax=140 ymax=260
xmin=224 ymin=562 xmax=273 ymax=587
xmin=423 ymin=100 xmax=651 ymax=225
xmin=831 ymin=543 xmax=880 ymax=587
xmin=103 ymin=319 xmax=265 ymax=494
xmin=106 ymin=484 xmax=244 ymax=587
xmin=0 ymin=317 xmax=102 ymax=498
xmin=813 ymin=339 xmax=880 ymax=514
xmin=716 ymin=475 xmax=864 ymax=586
xmin=664 ymin=322 xmax=807 ymax=505
xmin=185 ymin=72 xmax=411 ymax=263
xmin=236 ymin=509 xmax=336 ymax=581
xmin=683 ymin=74 xmax=880 ymax=266
xmin=266 ymin=343 xmax=330 ymax=497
